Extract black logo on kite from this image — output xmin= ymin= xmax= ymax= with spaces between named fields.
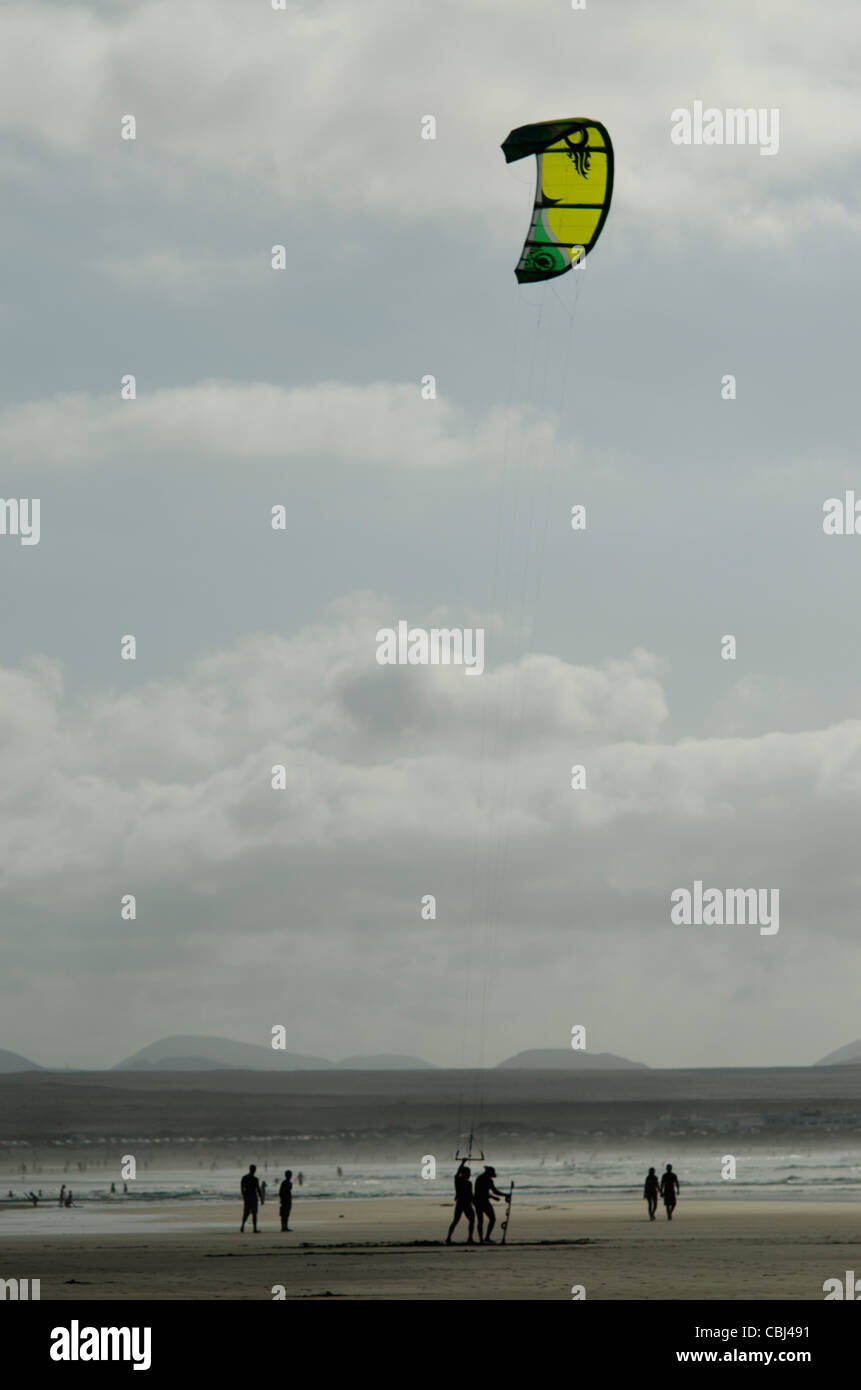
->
xmin=562 ymin=124 xmax=591 ymax=178
xmin=526 ymin=249 xmax=557 ymax=272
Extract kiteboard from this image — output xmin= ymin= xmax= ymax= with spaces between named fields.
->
xmin=500 ymin=1181 xmax=515 ymax=1244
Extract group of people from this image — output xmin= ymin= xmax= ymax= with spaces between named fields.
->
xmin=643 ymin=1164 xmax=680 ymax=1220
xmin=6 ymin=1187 xmax=65 ymax=1207
xmin=446 ymin=1161 xmax=507 ymax=1244
xmin=240 ymin=1164 xmax=294 ymax=1232
xmin=238 ymin=1158 xmax=679 ymax=1240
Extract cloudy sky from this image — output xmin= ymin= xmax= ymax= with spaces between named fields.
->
xmin=2 ymin=0 xmax=861 ymax=1069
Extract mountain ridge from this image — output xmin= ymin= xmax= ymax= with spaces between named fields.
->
xmin=111 ymin=1036 xmax=436 ymax=1071
xmin=9 ymin=1033 xmax=858 ymax=1070
xmin=497 ymin=1048 xmax=647 ymax=1070
xmin=0 ymin=1048 xmax=43 ymax=1074
xmin=815 ymin=1039 xmax=861 ymax=1067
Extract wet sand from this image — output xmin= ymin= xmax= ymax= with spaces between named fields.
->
xmin=2 ymin=1196 xmax=857 ymax=1300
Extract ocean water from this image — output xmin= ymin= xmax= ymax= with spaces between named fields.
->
xmin=5 ymin=1149 xmax=861 ymax=1207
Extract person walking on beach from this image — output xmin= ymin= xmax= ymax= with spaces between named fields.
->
xmin=660 ymin=1163 xmax=679 ymax=1219
xmin=445 ymin=1161 xmax=476 ymax=1245
xmin=643 ymin=1167 xmax=659 ymax=1220
xmin=58 ymin=1184 xmax=66 ymax=1207
xmin=279 ymin=1170 xmax=293 ymax=1231
xmin=474 ymin=1166 xmax=504 ymax=1244
xmin=240 ymin=1163 xmax=263 ymax=1233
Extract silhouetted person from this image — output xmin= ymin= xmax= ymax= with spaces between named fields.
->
xmin=27 ymin=1191 xmax=38 ymax=1207
xmin=445 ymin=1162 xmax=475 ymax=1245
xmin=58 ymin=1185 xmax=66 ymax=1207
xmin=660 ymin=1164 xmax=679 ymax=1219
xmin=279 ymin=1170 xmax=293 ymax=1230
xmin=474 ymin=1166 xmax=504 ymax=1243
xmin=297 ymin=1172 xmax=304 ymax=1187
xmin=64 ymin=1190 xmax=73 ymax=1207
xmin=110 ymin=1182 xmax=116 ymax=1195
xmin=240 ymin=1164 xmax=262 ymax=1233
xmin=644 ymin=1167 xmax=659 ymax=1220
xmin=260 ymin=1181 xmax=267 ymax=1204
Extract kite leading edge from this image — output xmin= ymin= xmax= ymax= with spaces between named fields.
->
xmin=501 ymin=118 xmax=614 ymax=283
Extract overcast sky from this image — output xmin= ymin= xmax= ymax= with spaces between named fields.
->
xmin=2 ymin=0 xmax=860 ymax=1069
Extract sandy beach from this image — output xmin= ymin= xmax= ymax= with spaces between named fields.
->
xmin=3 ymin=1196 xmax=858 ymax=1300
xmin=3 ymin=1071 xmax=859 ymax=1301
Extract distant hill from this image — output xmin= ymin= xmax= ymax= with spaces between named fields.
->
xmin=113 ymin=1036 xmax=332 ymax=1072
xmin=0 ymin=1049 xmax=42 ymax=1074
xmin=497 ymin=1049 xmax=647 ymax=1070
xmin=122 ymin=1056 xmax=237 ymax=1072
xmin=337 ymin=1054 xmax=435 ymax=1070
xmin=815 ymin=1040 xmax=861 ymax=1066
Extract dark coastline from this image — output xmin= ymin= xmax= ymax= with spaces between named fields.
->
xmin=1 ymin=1067 xmax=859 ymax=1152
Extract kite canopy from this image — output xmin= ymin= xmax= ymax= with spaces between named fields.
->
xmin=502 ymin=118 xmax=614 ymax=283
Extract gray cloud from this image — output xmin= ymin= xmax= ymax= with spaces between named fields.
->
xmin=1 ymin=601 xmax=859 ymax=1068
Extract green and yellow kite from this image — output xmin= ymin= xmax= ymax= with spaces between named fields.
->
xmin=502 ymin=118 xmax=614 ymax=283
